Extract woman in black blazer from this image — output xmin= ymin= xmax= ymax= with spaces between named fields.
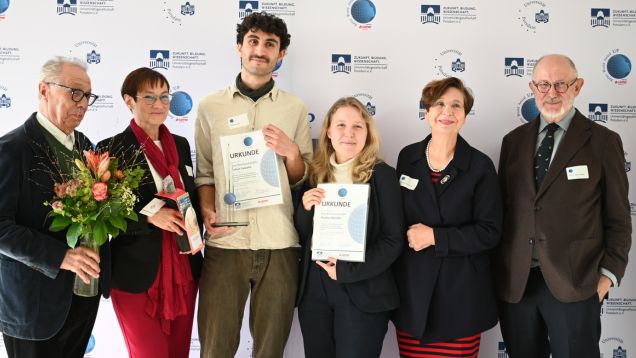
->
xmin=97 ymin=67 xmax=202 ymax=358
xmin=392 ymin=77 xmax=502 ymax=357
xmin=294 ymin=97 xmax=404 ymax=358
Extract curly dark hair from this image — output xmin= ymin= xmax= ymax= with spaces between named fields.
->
xmin=421 ymin=77 xmax=474 ymax=116
xmin=236 ymin=12 xmax=291 ymax=50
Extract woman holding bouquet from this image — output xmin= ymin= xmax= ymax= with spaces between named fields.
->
xmin=97 ymin=67 xmax=202 ymax=358
xmin=294 ymin=97 xmax=404 ymax=358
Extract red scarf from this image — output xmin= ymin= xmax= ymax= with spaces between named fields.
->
xmin=130 ymin=119 xmax=193 ymax=334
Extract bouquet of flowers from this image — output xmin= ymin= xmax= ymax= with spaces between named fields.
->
xmin=45 ymin=149 xmax=144 ymax=296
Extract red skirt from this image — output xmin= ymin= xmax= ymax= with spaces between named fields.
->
xmin=397 ymin=330 xmax=481 ymax=358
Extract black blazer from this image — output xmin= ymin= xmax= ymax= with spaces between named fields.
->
xmin=0 ymin=113 xmax=110 ymax=340
xmin=294 ymin=162 xmax=405 ymax=313
xmin=392 ymin=135 xmax=502 ymax=343
xmin=97 ymin=126 xmax=202 ymax=293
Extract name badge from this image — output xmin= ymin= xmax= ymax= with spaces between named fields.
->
xmin=566 ymin=165 xmax=589 ymax=180
xmin=399 ymin=174 xmax=419 ymax=190
xmin=227 ymin=113 xmax=249 ymax=129
xmin=140 ymin=198 xmax=166 ymax=217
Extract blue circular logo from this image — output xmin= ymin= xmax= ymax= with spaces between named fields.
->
xmin=273 ymin=59 xmax=283 ymax=72
xmin=169 ymin=91 xmax=193 ymax=116
xmin=308 ymin=113 xmax=315 ymax=123
xmin=521 ymin=98 xmax=540 ymax=122
xmin=350 ymin=0 xmax=376 ymax=24
xmin=243 ymin=136 xmax=253 ymax=146
xmin=0 ymin=0 xmax=9 ymax=15
xmin=338 ymin=188 xmax=348 ymax=197
xmin=607 ymin=54 xmax=632 ymax=79
xmin=224 ymin=192 xmax=236 ymax=205
xmin=85 ymin=335 xmax=95 ymax=354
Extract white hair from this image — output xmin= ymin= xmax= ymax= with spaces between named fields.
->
xmin=39 ymin=56 xmax=87 ymax=82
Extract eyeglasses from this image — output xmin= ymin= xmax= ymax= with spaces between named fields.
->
xmin=46 ymin=82 xmax=99 ymax=106
xmin=135 ymin=94 xmax=171 ymax=105
xmin=532 ymin=78 xmax=578 ymax=94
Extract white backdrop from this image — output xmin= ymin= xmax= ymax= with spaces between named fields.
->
xmin=0 ymin=1 xmax=635 ymax=357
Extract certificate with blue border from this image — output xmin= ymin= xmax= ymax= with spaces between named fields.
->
xmin=311 ymin=183 xmax=369 ymax=262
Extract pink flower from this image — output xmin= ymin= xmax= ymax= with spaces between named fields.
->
xmin=51 ymin=201 xmax=64 ymax=213
xmin=92 ymin=182 xmax=109 ymax=202
xmin=54 ymin=183 xmax=66 ymax=198
xmin=65 ymin=179 xmax=82 ymax=197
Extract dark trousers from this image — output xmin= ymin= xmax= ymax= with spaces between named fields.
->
xmin=499 ymin=267 xmax=602 ymax=358
xmin=298 ymin=264 xmax=390 ymax=358
xmin=2 ymin=293 xmax=100 ymax=358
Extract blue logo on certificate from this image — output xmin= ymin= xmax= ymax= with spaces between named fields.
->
xmin=243 ymin=136 xmax=253 ymax=146
xmin=338 ymin=188 xmax=348 ymax=197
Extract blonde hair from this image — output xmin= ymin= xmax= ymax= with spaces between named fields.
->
xmin=309 ymin=97 xmax=381 ymax=185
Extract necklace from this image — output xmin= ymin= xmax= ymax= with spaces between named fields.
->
xmin=426 ymin=140 xmax=453 ymax=173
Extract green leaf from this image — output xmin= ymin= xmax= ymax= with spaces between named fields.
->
xmin=50 ymin=216 xmax=72 ymax=232
xmin=109 ymin=215 xmax=127 ymax=231
xmin=126 ymin=211 xmax=139 ymax=222
xmin=66 ymin=223 xmax=83 ymax=248
xmin=93 ymin=220 xmax=108 ymax=246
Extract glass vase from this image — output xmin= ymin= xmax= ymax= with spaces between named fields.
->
xmin=73 ymin=234 xmax=99 ymax=297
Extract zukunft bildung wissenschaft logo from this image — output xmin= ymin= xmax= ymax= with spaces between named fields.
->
xmin=150 ymin=50 xmax=170 ymax=70
xmin=603 ymin=50 xmax=632 ymax=85
xmin=516 ymin=93 xmax=540 ymax=123
xmin=591 ymin=8 xmax=611 ymax=27
xmin=420 ymin=4 xmax=477 ymax=25
xmin=56 ymin=0 xmax=114 ymax=16
xmin=347 ymin=0 xmax=376 ymax=29
xmin=588 ymin=102 xmax=636 ymax=123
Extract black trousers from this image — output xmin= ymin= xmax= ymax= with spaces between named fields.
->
xmin=498 ymin=267 xmax=602 ymax=358
xmin=297 ymin=264 xmax=390 ymax=358
xmin=2 ymin=293 xmax=100 ymax=358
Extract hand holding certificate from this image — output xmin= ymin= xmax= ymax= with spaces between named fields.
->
xmin=216 ymin=130 xmax=284 ymax=226
xmin=311 ymin=183 xmax=370 ymax=262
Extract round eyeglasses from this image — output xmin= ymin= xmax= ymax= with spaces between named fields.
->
xmin=46 ymin=82 xmax=99 ymax=106
xmin=532 ymin=78 xmax=578 ymax=94
xmin=135 ymin=94 xmax=171 ymax=105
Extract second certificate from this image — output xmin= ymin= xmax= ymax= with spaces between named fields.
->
xmin=220 ymin=130 xmax=283 ymax=210
xmin=311 ymin=183 xmax=369 ymax=262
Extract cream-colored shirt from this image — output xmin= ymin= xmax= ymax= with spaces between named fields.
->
xmin=36 ymin=112 xmax=75 ymax=150
xmin=330 ymin=154 xmax=354 ymax=184
xmin=194 ymin=83 xmax=313 ymax=250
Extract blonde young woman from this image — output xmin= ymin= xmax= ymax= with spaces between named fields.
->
xmin=294 ymin=97 xmax=405 ymax=358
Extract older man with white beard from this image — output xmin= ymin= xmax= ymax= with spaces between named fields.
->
xmin=495 ymin=54 xmax=631 ymax=358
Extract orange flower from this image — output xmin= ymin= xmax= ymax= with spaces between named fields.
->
xmin=84 ymin=150 xmax=112 ymax=182
xmin=114 ymin=170 xmax=124 ymax=180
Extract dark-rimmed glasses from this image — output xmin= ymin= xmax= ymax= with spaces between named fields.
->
xmin=532 ymin=78 xmax=578 ymax=94
xmin=46 ymin=82 xmax=99 ymax=106
xmin=135 ymin=94 xmax=171 ymax=105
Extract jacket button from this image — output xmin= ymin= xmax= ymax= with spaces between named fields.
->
xmin=529 ymin=238 xmax=535 ymax=245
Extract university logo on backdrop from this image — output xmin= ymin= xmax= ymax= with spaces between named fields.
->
xmin=517 ymin=1 xmax=550 ymax=33
xmin=163 ymin=0 xmax=196 ymax=25
xmin=0 ymin=0 xmax=10 ymax=20
xmin=238 ymin=1 xmax=294 ymax=19
xmin=497 ymin=341 xmax=509 ymax=358
xmin=591 ymin=8 xmax=611 ymax=27
xmin=347 ymin=0 xmax=376 ymax=29
xmin=603 ymin=50 xmax=632 ymax=85
xmin=353 ymin=93 xmax=376 ymax=116
xmin=434 ymin=49 xmax=466 ymax=77
xmin=150 ymin=50 xmax=171 ymax=70
xmin=420 ymin=4 xmax=477 ymax=24
xmin=504 ymin=58 xmax=524 ymax=77
xmin=588 ymin=102 xmax=636 ymax=123
xmin=56 ymin=0 xmax=114 ymax=16
xmin=69 ymin=41 xmax=102 ymax=66
xmin=600 ymin=337 xmax=629 ymax=358
xmin=516 ymin=93 xmax=540 ymax=123
xmin=331 ymin=54 xmax=352 ymax=74
xmin=0 ymin=85 xmax=11 ymax=109
xmin=420 ymin=5 xmax=440 ymax=24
